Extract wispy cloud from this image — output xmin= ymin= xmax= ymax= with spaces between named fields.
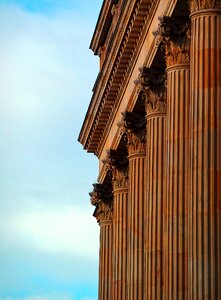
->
xmin=12 ymin=202 xmax=99 ymax=257
xmin=0 ymin=1 xmax=100 ymax=299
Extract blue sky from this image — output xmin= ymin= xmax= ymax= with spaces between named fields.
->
xmin=0 ymin=0 xmax=102 ymax=299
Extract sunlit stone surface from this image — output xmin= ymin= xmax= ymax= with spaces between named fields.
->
xmin=79 ymin=0 xmax=221 ymax=299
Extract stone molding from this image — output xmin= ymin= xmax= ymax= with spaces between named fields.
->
xmin=78 ymin=0 xmax=158 ymax=156
xmin=189 ymin=0 xmax=221 ymax=13
xmin=121 ymin=111 xmax=146 ymax=154
xmin=134 ymin=67 xmax=167 ymax=116
xmin=154 ymin=16 xmax=191 ymax=67
xmin=89 ymin=183 xmax=113 ymax=223
xmin=103 ymin=149 xmax=129 ymax=190
xmin=111 ymin=2 xmax=121 ymax=27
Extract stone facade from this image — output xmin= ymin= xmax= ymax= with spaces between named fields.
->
xmin=79 ymin=0 xmax=221 ymax=299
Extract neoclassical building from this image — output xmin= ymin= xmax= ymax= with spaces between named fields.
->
xmin=78 ymin=0 xmax=221 ymax=299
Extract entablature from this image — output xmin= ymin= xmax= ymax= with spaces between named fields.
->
xmin=78 ymin=0 xmax=188 ymax=159
xmin=79 ymin=0 xmax=153 ymax=155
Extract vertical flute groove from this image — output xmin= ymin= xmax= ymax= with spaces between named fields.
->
xmin=135 ymin=67 xmax=168 ymax=300
xmin=189 ymin=8 xmax=221 ymax=300
xmin=113 ymin=188 xmax=128 ymax=300
xmin=98 ymin=222 xmax=113 ymax=300
xmin=128 ymin=152 xmax=146 ymax=300
xmin=166 ymin=66 xmax=190 ymax=300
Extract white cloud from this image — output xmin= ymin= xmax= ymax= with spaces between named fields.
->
xmin=12 ymin=202 xmax=99 ymax=257
xmin=0 ymin=2 xmax=100 ymax=299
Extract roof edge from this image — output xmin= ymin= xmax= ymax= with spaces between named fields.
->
xmin=90 ymin=0 xmax=119 ymax=55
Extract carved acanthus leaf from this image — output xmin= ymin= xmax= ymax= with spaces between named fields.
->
xmin=93 ymin=201 xmax=113 ymax=224
xmin=103 ymin=149 xmax=129 ymax=189
xmin=189 ymin=0 xmax=221 ymax=13
xmin=121 ymin=111 xmax=146 ymax=154
xmin=112 ymin=169 xmax=128 ymax=190
xmin=153 ymin=16 xmax=191 ymax=67
xmin=135 ymin=67 xmax=167 ymax=115
xmin=89 ymin=183 xmax=113 ymax=223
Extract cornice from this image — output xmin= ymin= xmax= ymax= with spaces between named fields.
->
xmin=95 ymin=0 xmax=163 ymax=158
xmin=79 ymin=0 xmax=153 ymax=155
xmin=90 ymin=0 xmax=119 ymax=55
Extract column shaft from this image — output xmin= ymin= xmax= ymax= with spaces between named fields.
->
xmin=189 ymin=6 xmax=221 ymax=299
xmin=99 ymin=221 xmax=113 ymax=300
xmin=128 ymin=152 xmax=146 ymax=300
xmin=113 ymin=188 xmax=128 ymax=299
xmin=146 ymin=115 xmax=167 ymax=299
xmin=121 ymin=111 xmax=146 ymax=300
xmin=166 ymin=65 xmax=190 ymax=299
xmin=134 ymin=67 xmax=167 ymax=300
xmin=104 ymin=148 xmax=129 ymax=300
xmin=155 ymin=17 xmax=191 ymax=299
xmin=90 ymin=183 xmax=113 ymax=300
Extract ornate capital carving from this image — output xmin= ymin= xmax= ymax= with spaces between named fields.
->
xmin=103 ymin=149 xmax=129 ymax=190
xmin=153 ymin=16 xmax=191 ymax=67
xmin=134 ymin=67 xmax=167 ymax=116
xmin=189 ymin=0 xmax=221 ymax=13
xmin=89 ymin=183 xmax=113 ymax=223
xmin=121 ymin=111 xmax=146 ymax=154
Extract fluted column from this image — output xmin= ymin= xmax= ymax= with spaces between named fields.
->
xmin=104 ymin=149 xmax=129 ymax=300
xmin=135 ymin=67 xmax=167 ymax=299
xmin=90 ymin=183 xmax=113 ymax=300
xmin=155 ymin=16 xmax=191 ymax=299
xmin=122 ymin=111 xmax=146 ymax=300
xmin=189 ymin=1 xmax=221 ymax=299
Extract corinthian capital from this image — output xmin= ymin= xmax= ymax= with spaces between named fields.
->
xmin=153 ymin=16 xmax=191 ymax=67
xmin=89 ymin=183 xmax=113 ymax=223
xmin=103 ymin=149 xmax=129 ymax=190
xmin=134 ymin=67 xmax=167 ymax=116
xmin=121 ymin=111 xmax=146 ymax=154
xmin=189 ymin=0 xmax=221 ymax=13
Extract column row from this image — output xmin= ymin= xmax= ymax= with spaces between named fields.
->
xmin=90 ymin=2 xmax=221 ymax=299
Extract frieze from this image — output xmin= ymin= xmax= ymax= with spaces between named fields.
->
xmin=134 ymin=67 xmax=167 ymax=116
xmin=89 ymin=183 xmax=113 ymax=223
xmin=189 ymin=0 xmax=221 ymax=13
xmin=121 ymin=111 xmax=146 ymax=154
xmin=153 ymin=16 xmax=191 ymax=67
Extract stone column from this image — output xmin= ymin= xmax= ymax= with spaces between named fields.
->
xmin=155 ymin=16 xmax=191 ymax=299
xmin=90 ymin=183 xmax=113 ymax=300
xmin=122 ymin=111 xmax=146 ymax=300
xmin=104 ymin=149 xmax=129 ymax=300
xmin=189 ymin=1 xmax=221 ymax=299
xmin=135 ymin=67 xmax=167 ymax=300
